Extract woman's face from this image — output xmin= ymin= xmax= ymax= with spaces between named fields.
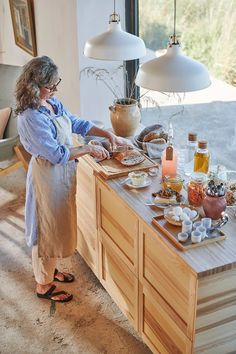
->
xmin=39 ymin=77 xmax=61 ymax=100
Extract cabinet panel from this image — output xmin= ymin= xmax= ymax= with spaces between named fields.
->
xmin=140 ymin=282 xmax=193 ymax=354
xmin=140 ymin=223 xmax=197 ymax=339
xmin=99 ymin=235 xmax=138 ymax=330
xmin=97 ymin=179 xmax=138 ymax=273
xmin=76 ymin=158 xmax=98 ymax=275
xmin=195 ymin=268 xmax=236 ymax=353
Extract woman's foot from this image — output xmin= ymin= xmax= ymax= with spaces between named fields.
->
xmin=36 ymin=283 xmax=73 ymax=302
xmin=53 ymin=268 xmax=75 ymax=283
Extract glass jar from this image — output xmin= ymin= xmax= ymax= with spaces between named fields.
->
xmin=163 ymin=175 xmax=184 ymax=193
xmin=188 ymin=172 xmax=207 ymax=207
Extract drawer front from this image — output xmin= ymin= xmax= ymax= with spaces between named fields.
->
xmin=97 ymin=180 xmax=138 ymax=272
xmin=76 ymin=158 xmax=98 ymax=274
xmin=140 ymin=223 xmax=197 ymax=338
xmin=140 ymin=282 xmax=193 ymax=354
xmin=195 ymin=268 xmax=236 ymax=353
xmin=99 ymin=236 xmax=138 ymax=330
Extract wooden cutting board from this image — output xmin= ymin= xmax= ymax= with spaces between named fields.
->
xmin=83 ymin=154 xmax=159 ymax=179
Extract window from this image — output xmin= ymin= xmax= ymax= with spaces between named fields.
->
xmin=130 ymin=0 xmax=236 ymax=170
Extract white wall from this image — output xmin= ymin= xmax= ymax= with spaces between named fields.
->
xmin=77 ymin=0 xmax=125 ymax=127
xmin=0 ymin=0 xmax=80 ymax=114
xmin=0 ymin=0 xmax=125 ymax=127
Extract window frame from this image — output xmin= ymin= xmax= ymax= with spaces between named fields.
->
xmin=125 ymin=0 xmax=140 ymax=99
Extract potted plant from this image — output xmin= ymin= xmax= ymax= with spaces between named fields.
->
xmin=80 ymin=65 xmax=156 ymax=137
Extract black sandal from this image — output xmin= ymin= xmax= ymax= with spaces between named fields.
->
xmin=37 ymin=285 xmax=73 ymax=303
xmin=54 ymin=268 xmax=75 ymax=283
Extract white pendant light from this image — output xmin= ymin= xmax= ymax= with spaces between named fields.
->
xmin=84 ymin=0 xmax=146 ymax=61
xmin=136 ymin=0 xmax=211 ymax=92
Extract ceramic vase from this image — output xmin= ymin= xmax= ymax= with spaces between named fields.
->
xmin=202 ymin=195 xmax=227 ymax=220
xmin=109 ymin=98 xmax=141 ymax=137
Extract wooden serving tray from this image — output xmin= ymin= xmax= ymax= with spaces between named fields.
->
xmin=152 ymin=215 xmax=226 ymax=251
xmin=87 ymin=154 xmax=159 ymax=180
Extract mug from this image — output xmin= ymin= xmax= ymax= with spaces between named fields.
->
xmin=182 ymin=220 xmax=192 ymax=235
xmin=201 ymin=217 xmax=212 ymax=231
xmin=193 ymin=221 xmax=202 ymax=230
xmin=178 ymin=232 xmax=189 ymax=242
xmin=191 ymin=230 xmax=202 ymax=243
xmin=196 ymin=226 xmax=207 ymax=240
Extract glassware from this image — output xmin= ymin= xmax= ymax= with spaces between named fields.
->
xmin=128 ymin=171 xmax=148 ymax=186
xmin=161 ymin=123 xmax=177 ymax=177
xmin=184 ymin=132 xmax=198 ymax=176
xmin=187 ymin=172 xmax=207 ymax=207
xmin=163 ymin=174 xmax=184 ymax=193
xmin=177 ymin=147 xmax=187 ymax=175
xmin=194 ymin=140 xmax=210 ymax=174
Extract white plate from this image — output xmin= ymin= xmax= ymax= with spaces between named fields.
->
xmin=126 ymin=178 xmax=151 ymax=188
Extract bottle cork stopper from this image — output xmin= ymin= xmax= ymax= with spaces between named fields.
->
xmin=188 ymin=132 xmax=197 ymax=141
xmin=198 ymin=140 xmax=207 ymax=149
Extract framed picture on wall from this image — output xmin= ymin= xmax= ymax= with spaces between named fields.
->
xmin=9 ymin=0 xmax=37 ymax=57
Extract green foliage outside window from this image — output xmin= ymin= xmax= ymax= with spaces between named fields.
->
xmin=139 ymin=0 xmax=236 ymax=85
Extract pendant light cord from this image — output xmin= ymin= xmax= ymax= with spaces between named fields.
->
xmin=110 ymin=0 xmax=120 ymax=23
xmin=173 ymin=0 xmax=176 ymax=37
xmin=171 ymin=0 xmax=178 ymax=44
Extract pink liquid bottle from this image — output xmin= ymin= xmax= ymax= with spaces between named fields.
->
xmin=161 ymin=123 xmax=177 ymax=178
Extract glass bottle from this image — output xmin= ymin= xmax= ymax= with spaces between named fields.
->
xmin=184 ymin=132 xmax=198 ymax=176
xmin=194 ymin=140 xmax=210 ymax=174
xmin=161 ymin=124 xmax=177 ymax=178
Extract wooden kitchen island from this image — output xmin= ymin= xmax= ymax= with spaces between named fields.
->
xmin=76 ymin=155 xmax=236 ymax=354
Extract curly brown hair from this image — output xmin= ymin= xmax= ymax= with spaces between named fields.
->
xmin=15 ymin=56 xmax=58 ymax=114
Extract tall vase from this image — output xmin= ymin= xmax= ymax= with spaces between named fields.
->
xmin=109 ymin=98 xmax=141 ymax=137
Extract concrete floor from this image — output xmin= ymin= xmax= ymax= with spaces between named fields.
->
xmin=0 ymin=167 xmax=151 ymax=354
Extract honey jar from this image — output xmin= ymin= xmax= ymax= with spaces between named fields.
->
xmin=163 ymin=175 xmax=184 ymax=193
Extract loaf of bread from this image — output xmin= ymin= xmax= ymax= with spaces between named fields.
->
xmin=149 ymin=138 xmax=166 ymax=145
xmin=143 ymin=131 xmax=161 ymax=142
xmin=137 ymin=124 xmax=163 ymax=142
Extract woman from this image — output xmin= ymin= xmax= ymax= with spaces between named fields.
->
xmin=16 ymin=56 xmax=129 ymax=303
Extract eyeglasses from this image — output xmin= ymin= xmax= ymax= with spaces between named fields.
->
xmin=45 ymin=78 xmax=61 ymax=92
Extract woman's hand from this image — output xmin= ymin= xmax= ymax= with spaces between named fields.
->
xmin=86 ymin=145 xmax=110 ymax=160
xmin=69 ymin=144 xmax=110 ymax=161
xmin=106 ymin=132 xmax=134 ymax=150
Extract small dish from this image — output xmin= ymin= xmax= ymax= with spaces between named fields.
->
xmin=149 ymin=167 xmax=159 ymax=177
xmin=164 ymin=204 xmax=199 ymax=226
xmin=126 ymin=178 xmax=151 ymax=189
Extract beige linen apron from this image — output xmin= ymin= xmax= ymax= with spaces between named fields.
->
xmin=32 ymin=112 xmax=77 ymax=258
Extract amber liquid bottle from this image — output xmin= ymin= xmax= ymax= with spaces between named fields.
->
xmin=194 ymin=140 xmax=210 ymax=174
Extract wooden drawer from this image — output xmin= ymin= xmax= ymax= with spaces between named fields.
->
xmin=76 ymin=158 xmax=98 ymax=275
xmin=140 ymin=223 xmax=197 ymax=339
xmin=195 ymin=268 xmax=236 ymax=353
xmin=99 ymin=234 xmax=139 ymax=330
xmin=97 ymin=179 xmax=139 ymax=273
xmin=140 ymin=281 xmax=193 ymax=354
